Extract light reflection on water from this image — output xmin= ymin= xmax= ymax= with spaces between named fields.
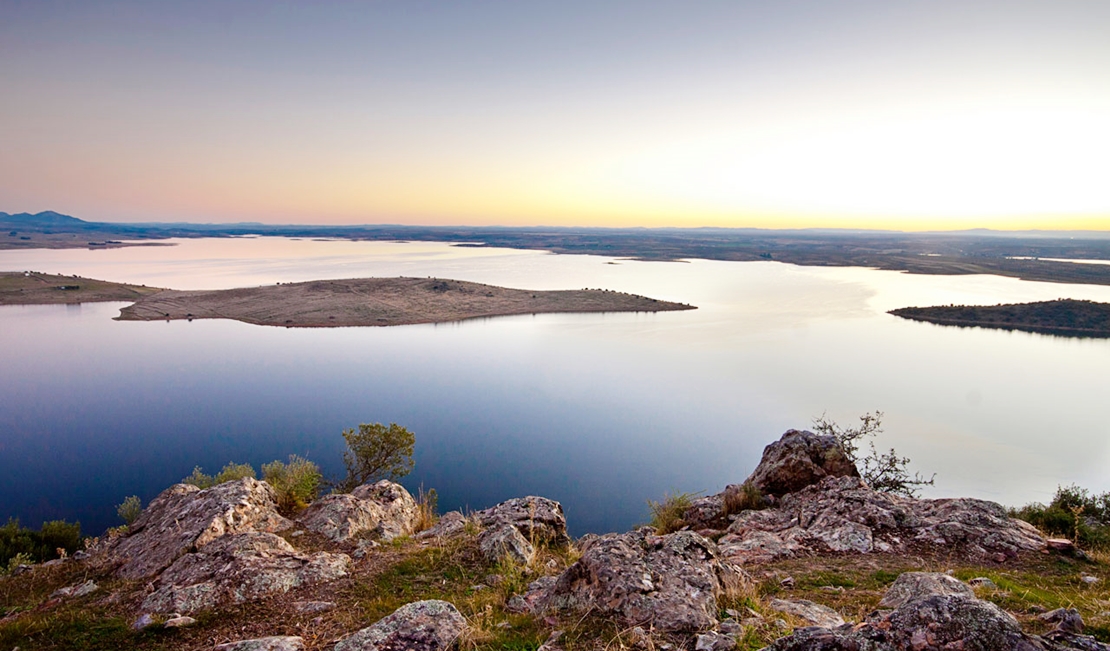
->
xmin=1 ymin=238 xmax=1109 ymax=536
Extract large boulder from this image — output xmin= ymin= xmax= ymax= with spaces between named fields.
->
xmin=141 ymin=532 xmax=350 ymax=614
xmin=478 ymin=523 xmax=535 ymax=565
xmin=334 ymin=600 xmax=467 ymax=651
xmin=540 ymin=529 xmax=745 ymax=633
xmin=717 ymin=476 xmax=1045 ymax=565
xmin=766 ymin=572 xmax=1046 ymax=651
xmin=110 ymin=478 xmax=292 ymax=579
xmin=878 ymin=571 xmax=975 ymax=609
xmin=297 ymin=480 xmax=418 ymax=542
xmin=745 ymin=430 xmax=859 ymax=497
xmin=476 ymin=496 xmax=569 ymax=547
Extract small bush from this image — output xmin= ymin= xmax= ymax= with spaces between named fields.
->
xmin=812 ymin=411 xmax=935 ymax=497
xmin=1012 ymin=484 xmax=1110 ymax=550
xmin=647 ymin=491 xmax=697 ymax=534
xmin=262 ymin=455 xmax=322 ymax=514
xmin=116 ymin=495 xmax=142 ymax=525
xmin=340 ymin=422 xmax=415 ymax=492
xmin=182 ymin=461 xmax=256 ymax=489
xmin=723 ymin=481 xmax=764 ymax=516
xmin=4 ymin=551 xmax=33 ymax=575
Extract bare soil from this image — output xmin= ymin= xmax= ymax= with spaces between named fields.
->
xmin=0 ymin=272 xmax=163 ymax=305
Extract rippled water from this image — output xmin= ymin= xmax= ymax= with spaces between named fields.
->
xmin=2 ymin=237 xmax=1109 ymax=536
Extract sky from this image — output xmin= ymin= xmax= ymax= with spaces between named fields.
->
xmin=2 ymin=1 xmax=1109 ymax=231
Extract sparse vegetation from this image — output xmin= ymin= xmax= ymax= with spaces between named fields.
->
xmin=812 ymin=411 xmax=935 ymax=497
xmin=261 ymin=455 xmax=322 ymax=515
xmin=340 ymin=422 xmax=416 ymax=492
xmin=115 ymin=496 xmax=142 ymax=526
xmin=414 ymin=486 xmax=439 ymax=533
xmin=1012 ymin=485 xmax=1110 ymax=550
xmin=723 ymin=481 xmax=765 ymax=516
xmin=647 ymin=490 xmax=697 ymax=534
xmin=181 ymin=461 xmax=256 ymax=489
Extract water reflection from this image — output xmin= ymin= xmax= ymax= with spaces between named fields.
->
xmin=1 ymin=238 xmax=1109 ymax=536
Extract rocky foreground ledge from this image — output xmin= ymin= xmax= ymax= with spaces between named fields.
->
xmin=2 ymin=430 xmax=1105 ymax=651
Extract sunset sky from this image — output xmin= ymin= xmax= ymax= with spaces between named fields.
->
xmin=2 ymin=1 xmax=1108 ymax=231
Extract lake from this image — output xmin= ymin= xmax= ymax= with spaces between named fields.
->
xmin=2 ymin=237 xmax=1109 ymax=537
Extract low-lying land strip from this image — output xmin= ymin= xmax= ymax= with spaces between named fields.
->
xmin=108 ymin=277 xmax=694 ymax=327
xmin=0 ymin=272 xmax=162 ymax=305
xmin=890 ymin=299 xmax=1110 ymax=337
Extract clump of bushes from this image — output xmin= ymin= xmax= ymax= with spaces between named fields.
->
xmin=1012 ymin=485 xmax=1110 ymax=550
xmin=0 ymin=518 xmax=83 ymax=569
xmin=116 ymin=495 xmax=142 ymax=525
xmin=647 ymin=491 xmax=697 ymax=534
xmin=812 ymin=411 xmax=935 ymax=497
xmin=181 ymin=461 xmax=256 ymax=488
xmin=262 ymin=455 xmax=322 ymax=515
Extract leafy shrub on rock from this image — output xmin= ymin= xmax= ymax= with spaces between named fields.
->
xmin=1012 ymin=484 xmax=1110 ymax=550
xmin=340 ymin=422 xmax=415 ymax=492
xmin=181 ymin=461 xmax=256 ymax=489
xmin=812 ymin=411 xmax=935 ymax=497
xmin=116 ymin=495 xmax=142 ymax=525
xmin=262 ymin=454 xmax=322 ymax=514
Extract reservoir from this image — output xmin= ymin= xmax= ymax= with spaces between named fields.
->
xmin=2 ymin=237 xmax=1109 ymax=536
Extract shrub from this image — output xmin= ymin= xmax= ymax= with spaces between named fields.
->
xmin=262 ymin=455 xmax=322 ymax=514
xmin=647 ymin=491 xmax=697 ymax=534
xmin=182 ymin=461 xmax=256 ymax=489
xmin=116 ymin=495 xmax=142 ymax=525
xmin=812 ymin=411 xmax=935 ymax=497
xmin=0 ymin=518 xmax=82 ymax=566
xmin=723 ymin=481 xmax=764 ymax=516
xmin=340 ymin=422 xmax=415 ymax=491
xmin=1012 ymin=485 xmax=1110 ymax=550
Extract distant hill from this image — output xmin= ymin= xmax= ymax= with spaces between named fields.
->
xmin=890 ymin=299 xmax=1110 ymax=337
xmin=0 ymin=211 xmax=86 ymax=225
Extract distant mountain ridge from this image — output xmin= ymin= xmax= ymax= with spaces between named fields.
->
xmin=0 ymin=210 xmax=85 ymax=225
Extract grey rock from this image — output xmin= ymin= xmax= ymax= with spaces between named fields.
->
xmin=718 ymin=476 xmax=1045 ymax=565
xmin=163 ymin=615 xmax=196 ymax=628
xmin=11 ymin=564 xmax=33 ymax=576
xmin=768 ymin=598 xmax=846 ymax=628
xmin=50 ymin=579 xmax=98 ymax=599
xmin=745 ymin=430 xmax=859 ymax=497
xmin=476 ymin=496 xmax=569 ymax=547
xmin=541 ymin=529 xmax=746 ymax=633
xmin=695 ymin=631 xmax=737 ymax=651
xmin=333 ymin=599 xmax=467 ymax=651
xmin=1042 ymin=608 xmax=1085 ymax=635
xmin=131 ymin=613 xmax=156 ymax=630
xmin=478 ymin=523 xmax=535 ymax=565
xmin=214 ymin=637 xmax=305 ymax=651
xmin=109 ymin=479 xmax=292 ymax=579
xmin=415 ymin=511 xmax=468 ymax=540
xmin=141 ymin=532 xmax=350 ymax=613
xmin=969 ymin=576 xmax=998 ymax=589
xmin=297 ymin=480 xmax=417 ymax=543
xmin=878 ymin=571 xmax=975 ymax=609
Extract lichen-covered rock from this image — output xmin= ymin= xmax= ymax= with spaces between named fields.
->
xmin=478 ymin=523 xmax=535 ymax=565
xmin=49 ymin=580 xmax=98 ymax=599
xmin=768 ymin=599 xmax=846 ymax=628
xmin=215 ymin=637 xmax=305 ymax=651
xmin=334 ymin=599 xmax=467 ymax=651
xmin=109 ymin=478 xmax=292 ymax=579
xmin=415 ymin=511 xmax=469 ymax=540
xmin=297 ymin=480 xmax=417 ymax=543
xmin=745 ymin=430 xmax=859 ymax=497
xmin=476 ymin=496 xmax=569 ymax=547
xmin=878 ymin=571 xmax=975 ymax=609
xmin=764 ymin=572 xmax=1050 ymax=651
xmin=540 ymin=529 xmax=745 ymax=633
xmin=141 ymin=532 xmax=350 ymax=614
xmin=718 ymin=476 xmax=1045 ymax=565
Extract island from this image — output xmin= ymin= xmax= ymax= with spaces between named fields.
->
xmin=889 ymin=299 xmax=1110 ymax=337
xmin=0 ymin=272 xmax=162 ymax=304
xmin=109 ymin=276 xmax=694 ymax=327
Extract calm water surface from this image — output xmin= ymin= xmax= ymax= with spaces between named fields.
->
xmin=3 ymin=238 xmax=1109 ymax=536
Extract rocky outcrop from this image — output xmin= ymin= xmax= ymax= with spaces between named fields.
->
xmin=334 ymin=600 xmax=467 ymax=651
xmin=415 ymin=511 xmax=469 ymax=540
xmin=745 ymin=430 xmax=859 ymax=497
xmin=110 ymin=478 xmax=291 ymax=579
xmin=717 ymin=476 xmax=1045 ymax=565
xmin=539 ymin=529 xmax=745 ymax=633
xmin=476 ymin=496 xmax=570 ymax=547
xmin=296 ymin=480 xmax=418 ymax=543
xmin=478 ymin=523 xmax=535 ymax=565
xmin=878 ymin=571 xmax=975 ymax=608
xmin=141 ymin=532 xmax=350 ymax=614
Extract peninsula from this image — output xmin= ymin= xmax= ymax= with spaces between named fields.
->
xmin=889 ymin=299 xmax=1110 ymax=337
xmin=110 ymin=277 xmax=693 ymax=327
xmin=0 ymin=272 xmax=162 ymax=304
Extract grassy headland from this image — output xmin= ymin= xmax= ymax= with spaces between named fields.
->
xmin=0 ymin=272 xmax=162 ymax=305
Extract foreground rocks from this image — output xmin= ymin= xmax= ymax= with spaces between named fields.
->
xmin=109 ymin=478 xmax=292 ymax=579
xmin=539 ymin=529 xmax=745 ymax=633
xmin=141 ymin=532 xmax=350 ymax=614
xmin=296 ymin=480 xmax=418 ymax=542
xmin=334 ymin=599 xmax=467 ymax=651
xmin=476 ymin=496 xmax=570 ymax=547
